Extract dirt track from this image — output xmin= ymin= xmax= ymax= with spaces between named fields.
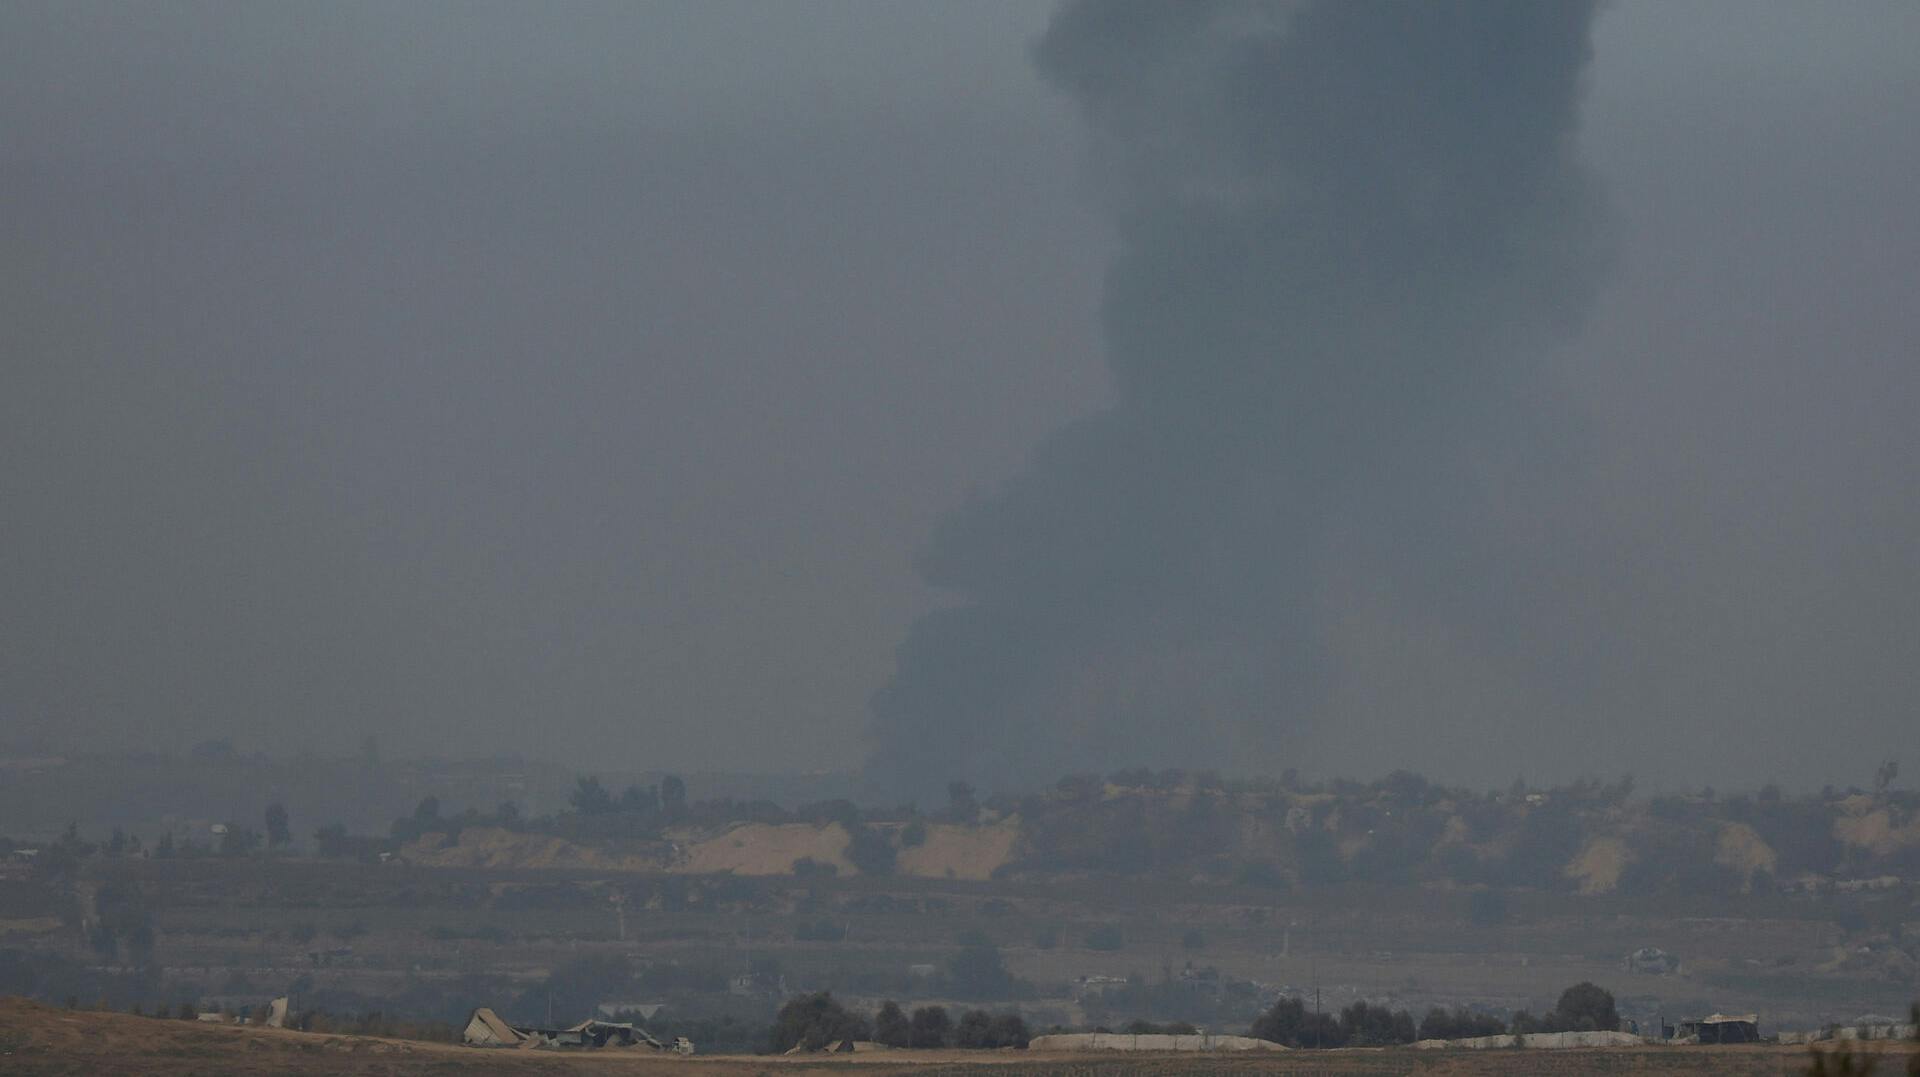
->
xmin=3 ymin=997 xmax=1913 ymax=1076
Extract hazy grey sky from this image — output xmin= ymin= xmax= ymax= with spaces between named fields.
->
xmin=3 ymin=1 xmax=1915 ymax=792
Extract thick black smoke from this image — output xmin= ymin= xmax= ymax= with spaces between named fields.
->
xmin=866 ymin=1 xmax=1606 ymax=797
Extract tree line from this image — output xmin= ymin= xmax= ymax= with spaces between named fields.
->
xmin=769 ymin=993 xmax=1030 ymax=1053
xmin=1249 ymin=981 xmax=1621 ymax=1048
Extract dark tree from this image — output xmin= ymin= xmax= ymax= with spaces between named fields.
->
xmin=951 ymin=1009 xmax=1032 ymax=1049
xmin=1547 ymin=982 xmax=1619 ymax=1032
xmin=660 ymin=774 xmax=688 ymax=819
xmin=846 ymin=825 xmax=897 ymax=876
xmin=619 ymin=784 xmax=659 ymax=814
xmin=154 ymin=832 xmax=175 ymax=859
xmin=910 ymin=1005 xmax=952 ymax=1048
xmin=58 ymin=821 xmax=94 ymax=858
xmin=873 ymin=1001 xmax=910 ymax=1047
xmin=947 ymin=781 xmax=980 ymax=824
xmin=1873 ymin=758 xmax=1899 ymax=794
xmin=1418 ymin=1006 xmax=1506 ymax=1041
xmin=1338 ymin=1000 xmax=1416 ymax=1046
xmin=569 ymin=777 xmax=614 ymax=816
xmin=264 ymin=803 xmax=291 ymax=848
xmin=946 ymin=932 xmax=1017 ymax=999
xmin=989 ymin=1012 xmax=1031 ymax=1049
xmin=769 ymin=991 xmax=865 ymax=1053
xmin=413 ymin=796 xmax=441 ymax=822
xmin=901 ymin=817 xmax=928 ymax=847
xmin=1251 ymin=996 xmax=1343 ymax=1048
xmin=800 ymin=799 xmax=861 ymax=828
xmin=1908 ymin=1001 xmax=1918 ymax=1077
xmin=954 ymin=1009 xmax=996 ymax=1048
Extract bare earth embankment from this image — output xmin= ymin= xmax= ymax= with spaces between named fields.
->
xmin=5 ymin=998 xmax=1914 ymax=1077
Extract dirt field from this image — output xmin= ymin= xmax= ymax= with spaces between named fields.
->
xmin=398 ymin=822 xmax=1023 ymax=880
xmin=4 ymin=997 xmax=1914 ymax=1076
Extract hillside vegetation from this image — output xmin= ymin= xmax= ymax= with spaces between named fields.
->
xmin=366 ymin=769 xmax=1920 ymax=904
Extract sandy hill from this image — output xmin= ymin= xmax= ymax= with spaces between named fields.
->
xmin=677 ymin=823 xmax=857 ymax=876
xmin=397 ymin=828 xmax=671 ymax=872
xmin=896 ymin=821 xmax=1022 ymax=881
xmin=395 ymin=820 xmax=1024 ymax=880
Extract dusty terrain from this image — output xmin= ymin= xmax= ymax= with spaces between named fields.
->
xmin=5 ymin=997 xmax=1914 ymax=1076
xmin=18 ymin=853 xmax=1911 ymax=1037
xmin=397 ymin=821 xmax=1024 ymax=881
xmin=8 ymin=779 xmax=1918 ymax=1066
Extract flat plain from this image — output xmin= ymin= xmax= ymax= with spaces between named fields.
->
xmin=5 ymin=997 xmax=1914 ymax=1077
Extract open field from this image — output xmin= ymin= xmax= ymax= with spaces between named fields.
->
xmin=4 ymin=998 xmax=1916 ymax=1077
xmin=21 ymin=854 xmax=1907 ymax=1036
xmin=6 ymin=776 xmax=1916 ymax=1059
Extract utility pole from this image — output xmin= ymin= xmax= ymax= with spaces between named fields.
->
xmin=1311 ymin=912 xmax=1320 ymax=1049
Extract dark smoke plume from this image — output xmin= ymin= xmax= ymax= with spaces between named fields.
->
xmin=866 ymin=1 xmax=1606 ymax=797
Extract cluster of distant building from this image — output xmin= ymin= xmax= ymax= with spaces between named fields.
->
xmin=460 ymin=1007 xmax=693 ymax=1053
xmin=1669 ymin=1014 xmax=1760 ymax=1043
xmin=193 ymin=996 xmax=289 ymax=1028
xmin=1779 ymin=1016 xmax=1920 ymax=1046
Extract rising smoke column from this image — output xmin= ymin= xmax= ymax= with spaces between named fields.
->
xmin=867 ymin=1 xmax=1605 ymax=798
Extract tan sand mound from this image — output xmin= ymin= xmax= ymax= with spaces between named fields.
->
xmin=1713 ymin=822 xmax=1778 ymax=890
xmin=1562 ymin=837 xmax=1630 ymax=895
xmin=1835 ymin=807 xmax=1920 ymax=857
xmin=897 ymin=821 xmax=1022 ymax=881
xmin=678 ymin=822 xmax=855 ymax=875
xmin=398 ymin=827 xmax=667 ymax=871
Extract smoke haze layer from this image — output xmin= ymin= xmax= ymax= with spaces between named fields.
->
xmin=7 ymin=3 xmax=1916 ymax=792
xmin=866 ymin=1 xmax=1608 ymax=797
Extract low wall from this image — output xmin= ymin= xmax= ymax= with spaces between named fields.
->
xmin=1416 ymin=1031 xmax=1648 ymax=1049
xmin=1027 ymin=1033 xmax=1286 ymax=1052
